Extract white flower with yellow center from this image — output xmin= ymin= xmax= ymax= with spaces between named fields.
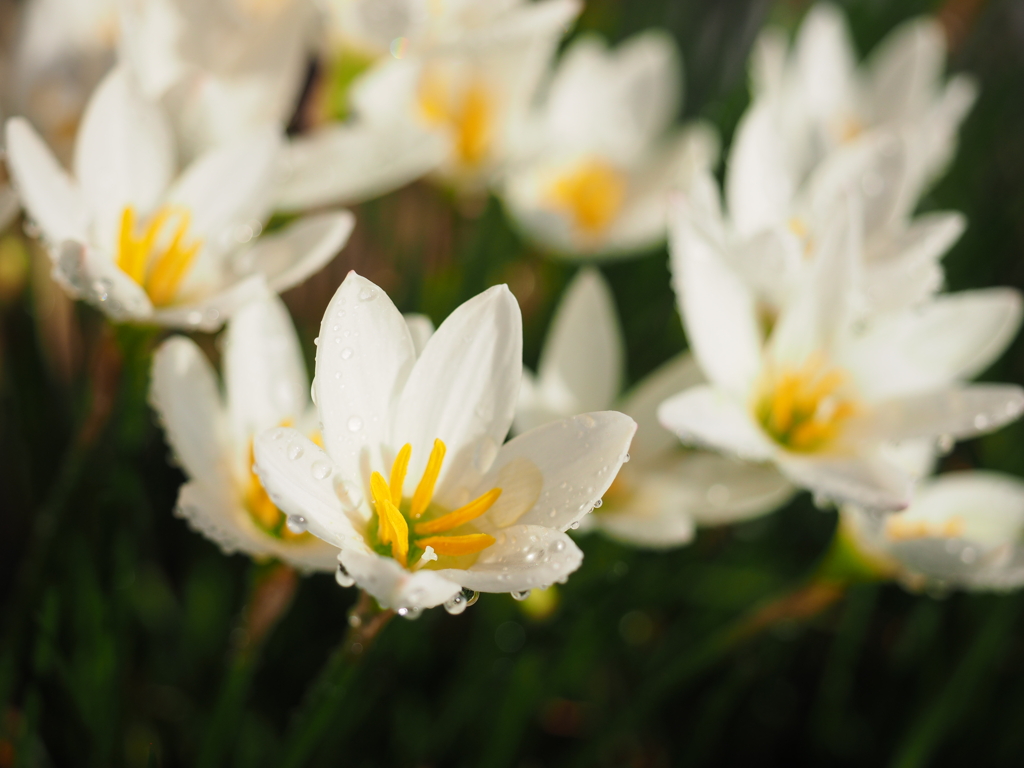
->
xmin=501 ymin=31 xmax=718 ymax=259
xmin=751 ymin=4 xmax=975 ymax=203
xmin=150 ymin=289 xmax=339 ymax=570
xmin=253 ymin=272 xmax=636 ymax=610
xmin=516 ymin=269 xmax=792 ymax=547
xmin=291 ymin=0 xmax=580 ymax=199
xmin=842 ymin=472 xmax=1024 ymax=591
xmin=660 ymin=193 xmax=1024 ymax=510
xmin=4 ymin=66 xmax=353 ymax=330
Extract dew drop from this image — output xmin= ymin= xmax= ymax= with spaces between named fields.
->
xmin=552 ymin=540 xmax=565 ymax=553
xmin=623 ymin=453 xmax=630 ymax=463
xmin=443 ymin=588 xmax=478 ymax=615
xmin=397 ymin=606 xmax=422 ymax=620
xmin=313 ymin=336 xmax=320 ymax=346
xmin=310 ymin=381 xmax=317 ymax=405
xmin=335 ymin=563 xmax=355 ymax=587
xmin=937 ymin=434 xmax=955 ymax=454
xmin=569 ymin=521 xmax=580 ymax=530
xmin=287 ymin=443 xmax=304 ymax=461
xmin=973 ymin=414 xmax=990 ymax=430
xmin=311 ymin=460 xmax=332 ymax=480
xmin=358 ymin=287 xmax=378 ymax=302
xmin=286 ymin=515 xmax=307 ymax=534
xmin=511 ymin=590 xmax=531 ymax=601
xmin=347 ymin=416 xmax=363 ymax=432
xmin=592 ymin=498 xmax=603 ymax=509
xmin=341 ymin=347 xmax=354 ymax=360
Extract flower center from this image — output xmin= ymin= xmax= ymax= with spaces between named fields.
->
xmin=754 ymin=355 xmax=857 ymax=453
xmin=545 ymin=157 xmax=627 ymax=235
xmin=419 ymin=75 xmax=492 ymax=169
xmin=885 ymin=515 xmax=965 ymax=542
xmin=369 ymin=438 xmax=500 ymax=569
xmin=116 ymin=205 xmax=202 ymax=306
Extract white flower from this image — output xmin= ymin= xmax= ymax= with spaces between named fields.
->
xmin=751 ymin=4 xmax=976 ymax=201
xmin=253 ymin=272 xmax=636 ymax=610
xmin=149 ymin=289 xmax=339 ymax=571
xmin=516 ymin=269 xmax=791 ymax=548
xmin=660 ymin=193 xmax=1024 ymax=511
xmin=305 ymin=0 xmax=581 ymax=197
xmin=119 ymin=0 xmax=319 ymax=163
xmin=4 ymin=66 xmax=354 ymax=329
xmin=501 ymin=31 xmax=718 ymax=259
xmin=842 ymin=471 xmax=1024 ymax=591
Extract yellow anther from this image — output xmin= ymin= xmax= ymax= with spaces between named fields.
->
xmin=115 ymin=205 xmax=202 ymax=306
xmin=414 ymin=487 xmax=502 ymax=535
xmin=416 ymin=533 xmax=496 ymax=557
xmin=371 ymin=471 xmax=409 ymax=566
xmin=410 ymin=439 xmax=446 ymax=519
xmin=756 ymin=356 xmax=857 ymax=453
xmin=389 ymin=443 xmax=412 ymax=507
xmin=546 ymin=157 xmax=627 ymax=235
xmin=885 ymin=515 xmax=965 ymax=542
xmin=244 ymin=436 xmax=308 ymax=542
xmin=419 ymin=75 xmax=492 ymax=169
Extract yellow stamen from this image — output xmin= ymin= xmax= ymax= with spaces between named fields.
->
xmin=418 ymin=75 xmax=492 ymax=169
xmin=886 ymin=515 xmax=965 ymax=542
xmin=545 ymin=157 xmax=627 ymax=235
xmin=244 ymin=435 xmax=309 ymax=542
xmin=410 ymin=439 xmax=446 ymax=519
xmin=115 ymin=204 xmax=202 ymax=306
xmin=416 ymin=533 xmax=496 ymax=557
xmin=414 ymin=488 xmax=502 ymax=535
xmin=755 ymin=356 xmax=858 ymax=453
xmin=389 ymin=443 xmax=412 ymax=507
xmin=371 ymin=471 xmax=409 ymax=566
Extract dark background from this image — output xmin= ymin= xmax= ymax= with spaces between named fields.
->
xmin=3 ymin=0 xmax=1024 ymax=765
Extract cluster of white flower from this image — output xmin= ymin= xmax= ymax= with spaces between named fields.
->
xmin=2 ymin=0 xmax=1021 ymax=612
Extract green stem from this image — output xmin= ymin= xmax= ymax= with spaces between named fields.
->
xmin=277 ymin=591 xmax=394 ymax=768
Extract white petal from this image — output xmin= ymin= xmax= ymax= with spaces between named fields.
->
xmin=4 ymin=118 xmax=88 ymax=244
xmin=778 ymin=453 xmax=911 ymax=511
xmin=73 ymin=66 xmax=175 ymax=245
xmin=595 ymin=494 xmax=695 ymax=549
xmin=865 ymin=17 xmax=945 ymax=124
xmin=276 ymin=124 xmax=446 ymax=210
xmin=314 ymin=273 xmax=416 ymax=486
xmin=619 ymin=353 xmax=703 ymax=465
xmin=725 ymin=100 xmax=795 ymax=236
xmin=393 ymin=285 xmax=522 ymax=503
xmin=669 ymin=192 xmax=763 ymax=397
xmin=670 ymin=452 xmax=794 ymax=526
xmin=253 ymin=427 xmax=361 ymax=549
xmin=535 ymin=268 xmax=622 ymax=418
xmin=223 ymin=291 xmax=309 ymax=444
xmin=51 ymin=239 xmax=153 ymax=321
xmin=862 ymin=385 xmax=1024 ymax=443
xmin=150 ymin=273 xmax=267 ymax=331
xmin=841 ymin=288 xmax=1022 ymax=401
xmin=436 ymin=525 xmax=583 ymax=592
xmin=150 ymin=336 xmax=232 ymax=489
xmin=164 ymin=128 xmax=281 ymax=240
xmin=794 ymin=3 xmax=858 ymax=125
xmin=404 ymin=314 xmax=435 ymax=357
xmin=175 ymin=482 xmax=339 ymax=572
xmin=476 ymin=411 xmax=636 ymax=532
xmin=235 ymin=211 xmax=355 ymax=294
xmin=658 ymin=385 xmax=774 ymax=462
xmin=338 ymin=547 xmax=461 ymax=610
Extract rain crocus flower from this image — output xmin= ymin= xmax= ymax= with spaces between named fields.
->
xmin=660 ymin=193 xmax=1024 ymax=511
xmin=150 ymin=289 xmax=339 ymax=571
xmin=306 ymin=0 xmax=581 ymax=197
xmin=842 ymin=472 xmax=1024 ymax=591
xmin=253 ymin=272 xmax=636 ymax=611
xmin=4 ymin=66 xmax=353 ymax=329
xmin=516 ymin=269 xmax=791 ymax=547
xmin=751 ymin=4 xmax=975 ymax=201
xmin=501 ymin=31 xmax=718 ymax=259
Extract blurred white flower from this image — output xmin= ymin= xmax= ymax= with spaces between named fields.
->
xmin=253 ymin=272 xmax=635 ymax=611
xmin=119 ymin=0 xmax=319 ymax=163
xmin=4 ymin=66 xmax=353 ymax=329
xmin=301 ymin=0 xmax=581 ymax=198
xmin=660 ymin=193 xmax=1024 ymax=511
xmin=150 ymin=289 xmax=340 ymax=570
xmin=751 ymin=4 xmax=975 ymax=202
xmin=516 ymin=269 xmax=791 ymax=547
xmin=843 ymin=472 xmax=1024 ymax=591
xmin=501 ymin=31 xmax=718 ymax=259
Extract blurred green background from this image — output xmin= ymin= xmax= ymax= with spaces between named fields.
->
xmin=4 ymin=0 xmax=1024 ymax=765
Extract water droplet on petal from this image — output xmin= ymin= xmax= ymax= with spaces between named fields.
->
xmin=592 ymin=498 xmax=603 ymax=509
xmin=347 ymin=416 xmax=363 ymax=432
xmin=341 ymin=347 xmax=354 ymax=360
xmin=335 ymin=563 xmax=355 ymax=587
xmin=552 ymin=540 xmax=565 ymax=553
xmin=311 ymin=460 xmax=332 ymax=480
xmin=443 ymin=588 xmax=478 ymax=615
xmin=288 ymin=443 xmax=304 ymax=461
xmin=973 ymin=414 xmax=990 ymax=430
xmin=310 ymin=381 xmax=317 ymax=405
xmin=569 ymin=521 xmax=580 ymax=530
xmin=511 ymin=590 xmax=531 ymax=601
xmin=397 ymin=606 xmax=422 ymax=620
xmin=286 ymin=515 xmax=307 ymax=534
xmin=358 ymin=287 xmax=378 ymax=302
xmin=313 ymin=336 xmax=320 ymax=346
